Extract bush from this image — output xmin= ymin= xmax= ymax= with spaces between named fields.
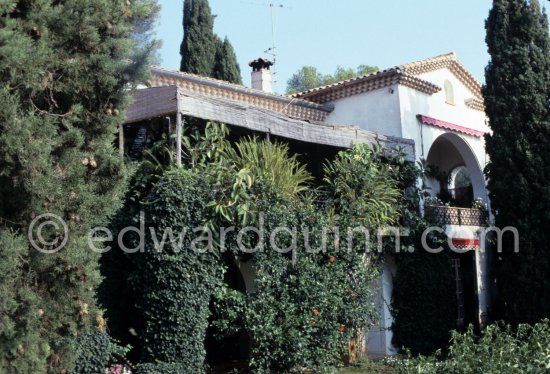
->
xmin=102 ymin=125 xmax=413 ymax=372
xmin=390 ymin=320 xmax=550 ymax=373
xmin=390 ymin=158 xmax=457 ymax=355
xmin=72 ymin=331 xmax=129 ymax=374
xmin=391 ymin=225 xmax=456 ymax=355
xmin=129 ymin=169 xmax=224 ymax=372
xmin=134 ymin=362 xmax=187 ymax=374
xmin=212 ymin=143 xmax=403 ymax=373
xmin=235 ymin=187 xmax=378 ymax=373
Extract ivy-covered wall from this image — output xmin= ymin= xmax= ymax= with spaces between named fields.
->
xmin=99 ymin=123 xmax=456 ymax=371
xmin=390 ymin=160 xmax=458 ymax=355
xmin=391 ymin=239 xmax=457 ymax=355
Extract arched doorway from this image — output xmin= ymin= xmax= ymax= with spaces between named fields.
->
xmin=206 ymin=258 xmax=250 ymax=370
xmin=425 ymin=132 xmax=489 ymax=331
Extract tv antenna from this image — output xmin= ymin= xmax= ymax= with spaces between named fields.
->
xmin=241 ymin=2 xmax=288 ymax=87
xmin=265 ymin=4 xmax=283 ymax=63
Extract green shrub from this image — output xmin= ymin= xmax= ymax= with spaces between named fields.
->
xmin=390 ymin=158 xmax=457 ymax=355
xmin=72 ymin=331 xmax=129 ymax=374
xmin=391 ymin=228 xmax=456 ymax=355
xmin=130 ymin=168 xmax=224 ymax=372
xmin=390 ymin=320 xmax=550 ymax=373
xmin=237 ymin=187 xmax=377 ymax=373
xmin=212 ymin=143 xmax=404 ymax=373
xmin=134 ymin=362 xmax=187 ymax=374
xmin=103 ymin=124 xmax=421 ymax=372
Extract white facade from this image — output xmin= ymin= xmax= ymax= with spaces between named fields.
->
xmin=323 ymin=57 xmax=492 ymax=357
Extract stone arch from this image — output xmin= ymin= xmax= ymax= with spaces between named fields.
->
xmin=206 ymin=258 xmax=252 ymax=367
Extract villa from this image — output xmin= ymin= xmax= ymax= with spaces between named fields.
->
xmin=123 ymin=52 xmax=492 ymax=358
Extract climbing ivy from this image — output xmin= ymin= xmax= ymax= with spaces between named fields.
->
xmin=390 ymin=159 xmax=457 ymax=355
xmin=72 ymin=331 xmax=130 ymax=374
xmin=101 ymin=122 xmax=454 ymax=371
xmin=130 ymin=169 xmax=224 ymax=371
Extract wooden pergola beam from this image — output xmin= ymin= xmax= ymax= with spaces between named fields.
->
xmin=123 ymin=86 xmax=416 ymax=162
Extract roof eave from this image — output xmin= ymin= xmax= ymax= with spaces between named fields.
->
xmin=151 ymin=66 xmax=334 ymax=113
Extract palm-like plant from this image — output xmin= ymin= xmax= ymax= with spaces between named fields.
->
xmin=323 ymin=143 xmax=401 ymax=227
xmin=231 ymin=137 xmax=313 ymax=197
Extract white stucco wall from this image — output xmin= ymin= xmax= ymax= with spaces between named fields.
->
xmin=397 ymin=69 xmax=490 ymax=205
xmin=365 ymin=258 xmax=397 ymax=357
xmin=324 ymin=85 xmax=403 ymax=137
xmin=397 ymin=70 xmax=489 ymax=166
xmin=414 ymin=68 xmax=489 ymax=133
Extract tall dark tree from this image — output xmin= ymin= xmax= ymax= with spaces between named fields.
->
xmin=213 ymin=37 xmax=242 ymax=84
xmin=180 ymin=0 xmax=242 ymax=83
xmin=483 ymin=0 xmax=550 ymax=324
xmin=180 ymin=0 xmax=217 ymax=76
xmin=0 ymin=0 xmax=159 ymax=372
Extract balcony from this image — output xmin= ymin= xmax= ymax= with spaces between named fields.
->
xmin=424 ymin=205 xmax=488 ymax=227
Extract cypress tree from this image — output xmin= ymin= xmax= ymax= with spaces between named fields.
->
xmin=0 ymin=1 xmax=159 ymax=372
xmin=483 ymin=0 xmax=550 ymax=324
xmin=180 ymin=0 xmax=218 ymax=76
xmin=213 ymin=37 xmax=243 ymax=84
xmin=180 ymin=0 xmax=242 ymax=83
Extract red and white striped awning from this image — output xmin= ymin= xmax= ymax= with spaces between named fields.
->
xmin=451 ymin=238 xmax=480 ymax=248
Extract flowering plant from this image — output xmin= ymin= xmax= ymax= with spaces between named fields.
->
xmin=106 ymin=364 xmax=132 ymax=374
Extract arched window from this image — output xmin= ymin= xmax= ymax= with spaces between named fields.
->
xmin=444 ymin=80 xmax=455 ymax=105
xmin=448 ymin=166 xmax=473 ymax=205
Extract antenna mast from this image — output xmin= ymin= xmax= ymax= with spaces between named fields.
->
xmin=264 ymin=3 xmax=284 ymax=88
xmin=241 ymin=1 xmax=286 ymax=89
xmin=265 ymin=4 xmax=283 ymax=64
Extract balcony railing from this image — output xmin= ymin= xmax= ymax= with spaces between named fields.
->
xmin=424 ymin=205 xmax=488 ymax=226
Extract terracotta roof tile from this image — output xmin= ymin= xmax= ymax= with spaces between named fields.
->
xmin=149 ymin=66 xmax=334 ymax=122
xmin=401 ymin=52 xmax=483 ymax=99
xmin=292 ymin=53 xmax=484 ymax=111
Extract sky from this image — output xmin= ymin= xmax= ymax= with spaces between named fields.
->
xmin=156 ymin=0 xmax=496 ymax=94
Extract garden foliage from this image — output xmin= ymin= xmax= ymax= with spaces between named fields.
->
xmin=211 ymin=137 xmax=404 ymax=372
xmin=72 ymin=330 xmax=130 ymax=374
xmin=131 ymin=169 xmax=224 ymax=371
xmin=390 ymin=161 xmax=457 ymax=355
xmin=391 ymin=320 xmax=550 ymax=373
xmin=103 ymin=123 xmax=412 ymax=372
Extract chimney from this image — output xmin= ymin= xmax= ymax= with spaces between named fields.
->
xmin=249 ymin=58 xmax=274 ymax=93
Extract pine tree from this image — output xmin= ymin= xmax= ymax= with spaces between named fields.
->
xmin=0 ymin=1 xmax=159 ymax=372
xmin=180 ymin=0 xmax=242 ymax=83
xmin=213 ymin=37 xmax=243 ymax=84
xmin=483 ymin=0 xmax=550 ymax=324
